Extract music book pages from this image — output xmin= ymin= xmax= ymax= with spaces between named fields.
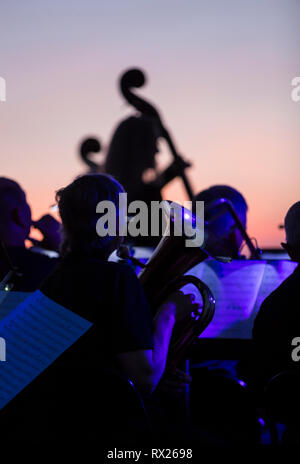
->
xmin=0 ymin=290 xmax=92 ymax=410
xmin=186 ymin=259 xmax=298 ymax=339
xmin=0 ymin=291 xmax=30 ymax=321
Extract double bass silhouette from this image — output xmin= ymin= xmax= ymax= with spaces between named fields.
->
xmin=105 ymin=68 xmax=194 ymax=204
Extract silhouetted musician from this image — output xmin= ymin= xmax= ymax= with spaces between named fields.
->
xmin=0 ymin=177 xmax=58 ymax=291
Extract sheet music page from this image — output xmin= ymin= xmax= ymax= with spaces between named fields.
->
xmin=186 ymin=259 xmax=298 ymax=339
xmin=0 ymin=290 xmax=92 ymax=410
xmin=187 ymin=259 xmax=267 ymax=339
xmin=249 ymin=259 xmax=298 ymax=328
xmin=0 ymin=292 xmax=30 ymax=321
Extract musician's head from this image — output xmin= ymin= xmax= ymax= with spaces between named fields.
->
xmin=105 ymin=115 xmax=160 ymax=183
xmin=0 ymin=177 xmax=31 ymax=247
xmin=56 ymin=174 xmax=125 ymax=259
xmin=194 ymin=185 xmax=248 ymax=258
xmin=282 ymin=201 xmax=300 ymax=262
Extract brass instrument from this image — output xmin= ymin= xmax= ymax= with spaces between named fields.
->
xmin=137 ymin=201 xmax=215 ymax=368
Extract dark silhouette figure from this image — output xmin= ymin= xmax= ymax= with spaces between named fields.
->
xmin=0 ymin=177 xmax=58 ymax=291
xmin=105 ymin=69 xmax=192 ymax=246
xmin=251 ymin=201 xmax=300 ymax=392
xmin=105 ymin=115 xmax=164 ymax=204
xmin=194 ymin=185 xmax=250 ymax=259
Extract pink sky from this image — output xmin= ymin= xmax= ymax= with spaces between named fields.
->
xmin=1 ymin=0 xmax=299 ymax=248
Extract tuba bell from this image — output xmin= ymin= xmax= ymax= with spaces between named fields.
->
xmin=138 ymin=201 xmax=215 ymax=369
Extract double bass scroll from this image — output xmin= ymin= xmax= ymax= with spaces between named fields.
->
xmin=79 ymin=137 xmax=103 ymax=173
xmin=120 ymin=68 xmax=194 ymax=200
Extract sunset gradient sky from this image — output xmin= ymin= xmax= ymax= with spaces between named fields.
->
xmin=1 ymin=0 xmax=299 ymax=247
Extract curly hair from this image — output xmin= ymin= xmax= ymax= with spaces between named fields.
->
xmin=56 ymin=174 xmax=124 ymax=258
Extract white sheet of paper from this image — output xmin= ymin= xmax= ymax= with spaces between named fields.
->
xmin=186 ymin=259 xmax=297 ymax=339
xmin=0 ymin=290 xmax=93 ymax=410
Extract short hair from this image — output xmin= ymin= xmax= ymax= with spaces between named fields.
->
xmin=0 ymin=177 xmax=25 ymax=199
xmin=194 ymin=185 xmax=248 ymax=224
xmin=285 ymin=201 xmax=300 ymax=248
xmin=56 ymin=174 xmax=124 ymax=257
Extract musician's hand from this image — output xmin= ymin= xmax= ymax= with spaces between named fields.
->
xmin=155 ymin=300 xmax=176 ymax=322
xmin=153 ymin=156 xmax=192 ymax=189
xmin=32 ymin=214 xmax=61 ymax=252
xmin=163 ymin=290 xmax=199 ymax=322
xmin=158 ymin=367 xmax=192 ymax=397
